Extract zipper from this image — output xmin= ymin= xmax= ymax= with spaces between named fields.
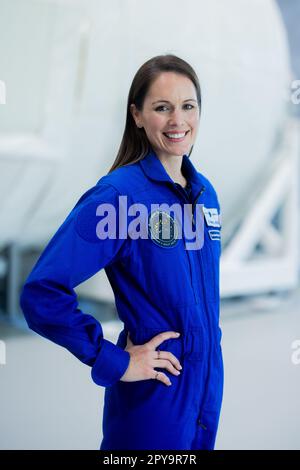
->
xmin=197 ymin=420 xmax=207 ymax=430
xmin=173 ymin=182 xmax=212 ymax=432
xmin=169 ymin=183 xmax=206 ymax=304
xmin=171 ymin=183 xmax=196 ymax=301
xmin=192 ymin=186 xmax=205 ymax=227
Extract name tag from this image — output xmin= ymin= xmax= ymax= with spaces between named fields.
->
xmin=203 ymin=207 xmax=221 ymax=227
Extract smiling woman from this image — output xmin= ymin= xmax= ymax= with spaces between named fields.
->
xmin=129 ymin=71 xmax=201 ymax=178
xmin=20 ymin=54 xmax=223 ymax=451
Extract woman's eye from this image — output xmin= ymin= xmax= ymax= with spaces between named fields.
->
xmin=184 ymin=104 xmax=194 ymax=110
xmin=155 ymin=106 xmax=168 ymax=112
xmin=155 ymin=104 xmax=195 ymax=112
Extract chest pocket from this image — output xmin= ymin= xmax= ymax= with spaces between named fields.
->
xmin=128 ymin=196 xmax=196 ymax=308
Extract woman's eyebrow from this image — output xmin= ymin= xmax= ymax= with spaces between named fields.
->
xmin=152 ymin=99 xmax=197 ymax=104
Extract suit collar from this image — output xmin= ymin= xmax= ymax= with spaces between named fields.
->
xmin=139 ymin=148 xmax=205 ymax=191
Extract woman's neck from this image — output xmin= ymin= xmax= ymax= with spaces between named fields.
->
xmin=157 ymin=153 xmax=187 ymax=187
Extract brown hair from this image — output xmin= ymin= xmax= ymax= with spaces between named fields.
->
xmin=107 ymin=54 xmax=202 ymax=173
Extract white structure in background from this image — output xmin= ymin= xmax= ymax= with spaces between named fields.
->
xmin=0 ymin=80 xmax=6 ymax=105
xmin=0 ymin=0 xmax=298 ymax=316
xmin=221 ymin=118 xmax=299 ymax=296
xmin=0 ymin=340 xmax=6 ymax=365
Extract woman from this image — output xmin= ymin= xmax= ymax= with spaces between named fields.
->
xmin=20 ymin=54 xmax=223 ymax=450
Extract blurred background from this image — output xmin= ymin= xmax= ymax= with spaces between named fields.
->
xmin=0 ymin=0 xmax=299 ymax=450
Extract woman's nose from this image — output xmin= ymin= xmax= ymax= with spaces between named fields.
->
xmin=167 ymin=109 xmax=185 ymax=126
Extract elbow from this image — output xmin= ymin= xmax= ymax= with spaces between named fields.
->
xmin=19 ymin=283 xmax=38 ymax=330
xmin=19 ymin=278 xmax=76 ymax=333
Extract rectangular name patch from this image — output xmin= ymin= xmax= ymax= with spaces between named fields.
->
xmin=203 ymin=207 xmax=221 ymax=228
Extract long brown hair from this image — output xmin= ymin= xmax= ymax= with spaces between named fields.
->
xmin=107 ymin=54 xmax=202 ymax=173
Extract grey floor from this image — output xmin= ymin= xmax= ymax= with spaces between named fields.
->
xmin=0 ymin=288 xmax=299 ymax=450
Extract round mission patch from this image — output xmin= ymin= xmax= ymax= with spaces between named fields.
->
xmin=148 ymin=210 xmax=179 ymax=248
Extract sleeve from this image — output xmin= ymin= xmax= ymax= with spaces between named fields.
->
xmin=19 ymin=183 xmax=131 ymax=388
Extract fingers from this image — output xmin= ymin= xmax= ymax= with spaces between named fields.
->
xmin=147 ymin=331 xmax=180 ymax=350
xmin=152 ymin=371 xmax=172 ymax=387
xmin=151 ymin=350 xmax=182 ymax=371
xmin=153 ymin=358 xmax=181 ymax=377
xmin=122 ymin=331 xmax=182 ymax=385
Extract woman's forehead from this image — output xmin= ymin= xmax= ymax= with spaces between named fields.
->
xmin=146 ymin=73 xmax=197 ymax=100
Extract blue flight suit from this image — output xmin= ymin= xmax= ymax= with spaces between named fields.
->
xmin=20 ymin=148 xmax=223 ymax=450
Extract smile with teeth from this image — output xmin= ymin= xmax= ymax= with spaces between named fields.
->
xmin=163 ymin=130 xmax=189 ymax=142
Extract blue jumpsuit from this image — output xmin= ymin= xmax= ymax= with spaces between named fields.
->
xmin=20 ymin=148 xmax=223 ymax=450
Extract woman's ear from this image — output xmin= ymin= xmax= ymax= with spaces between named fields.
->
xmin=130 ymin=103 xmax=141 ymax=128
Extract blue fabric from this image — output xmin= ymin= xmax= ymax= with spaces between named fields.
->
xmin=20 ymin=148 xmax=223 ymax=450
xmin=174 ymin=180 xmax=192 ymax=200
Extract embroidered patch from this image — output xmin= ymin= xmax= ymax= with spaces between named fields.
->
xmin=203 ymin=207 xmax=221 ymax=227
xmin=208 ymin=229 xmax=221 ymax=241
xmin=148 ymin=210 xmax=179 ymax=248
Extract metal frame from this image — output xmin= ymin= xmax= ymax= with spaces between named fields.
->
xmin=220 ymin=117 xmax=299 ymax=297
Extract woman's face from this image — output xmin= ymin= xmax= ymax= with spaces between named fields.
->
xmin=130 ymin=72 xmax=200 ymax=161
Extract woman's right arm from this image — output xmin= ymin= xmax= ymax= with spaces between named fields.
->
xmin=20 ymin=183 xmax=131 ymax=388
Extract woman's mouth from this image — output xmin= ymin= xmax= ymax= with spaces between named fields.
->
xmin=163 ymin=130 xmax=190 ymax=143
